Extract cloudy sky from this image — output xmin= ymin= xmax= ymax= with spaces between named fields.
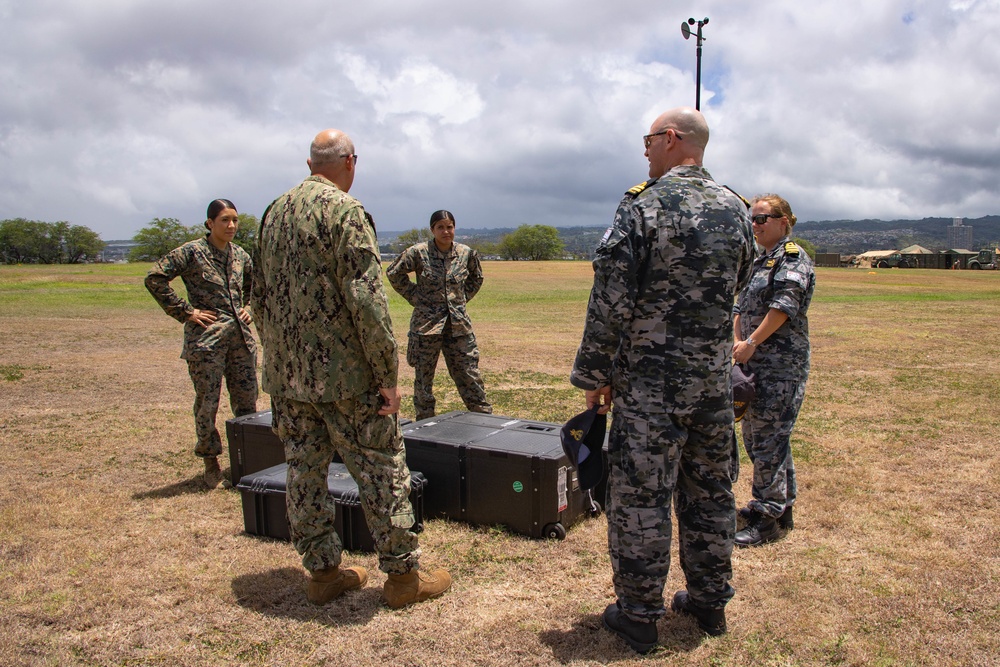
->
xmin=1 ymin=0 xmax=998 ymax=240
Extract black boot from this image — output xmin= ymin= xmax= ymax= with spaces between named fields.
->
xmin=602 ymin=602 xmax=657 ymax=654
xmin=739 ymin=505 xmax=794 ymax=532
xmin=735 ymin=510 xmax=782 ymax=547
xmin=778 ymin=505 xmax=793 ymax=530
xmin=671 ymin=591 xmax=727 ymax=636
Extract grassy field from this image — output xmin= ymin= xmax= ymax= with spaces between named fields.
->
xmin=0 ymin=262 xmax=998 ymax=666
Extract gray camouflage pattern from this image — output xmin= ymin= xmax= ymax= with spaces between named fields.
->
xmin=273 ymin=394 xmax=420 ymax=575
xmin=145 ymin=236 xmax=258 ymax=457
xmin=735 ymin=236 xmax=814 ymax=517
xmin=740 ymin=377 xmax=805 ymax=517
xmin=571 ymin=165 xmax=755 ymax=619
xmin=387 ymin=240 xmax=490 ymax=419
xmin=252 ymin=174 xmax=419 ymax=573
xmin=734 ymin=236 xmax=815 ymax=382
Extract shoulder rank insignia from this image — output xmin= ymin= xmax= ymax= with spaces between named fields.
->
xmin=765 ymin=258 xmax=777 ymax=268
xmin=625 ymin=179 xmax=656 ymax=198
xmin=723 ymin=185 xmax=751 ymax=209
xmin=627 ymin=181 xmax=649 ymax=195
xmin=784 ymin=241 xmax=799 ymax=256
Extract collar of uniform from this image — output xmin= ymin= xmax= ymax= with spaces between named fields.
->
xmin=428 ymin=241 xmax=455 ymax=258
xmin=663 ymin=164 xmax=713 ymax=181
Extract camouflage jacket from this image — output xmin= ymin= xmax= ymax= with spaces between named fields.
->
xmin=734 ymin=236 xmax=815 ymax=381
xmin=570 ymin=165 xmax=756 ymax=414
xmin=386 ymin=241 xmax=484 ymax=336
xmin=145 ymin=236 xmax=255 ymax=360
xmin=251 ymin=175 xmax=398 ymax=403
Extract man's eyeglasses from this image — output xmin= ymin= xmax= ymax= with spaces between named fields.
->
xmin=751 ymin=214 xmax=783 ymax=225
xmin=340 ymin=154 xmax=358 ymax=163
xmin=643 ymin=129 xmax=683 ymax=149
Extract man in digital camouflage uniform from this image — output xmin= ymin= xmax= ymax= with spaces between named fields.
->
xmin=145 ymin=200 xmax=258 ymax=489
xmin=386 ymin=210 xmax=491 ymax=421
xmin=570 ymin=107 xmax=755 ymax=653
xmin=252 ymin=129 xmax=451 ymax=608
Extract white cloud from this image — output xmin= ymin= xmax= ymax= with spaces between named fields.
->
xmin=1 ymin=0 xmax=999 ymax=239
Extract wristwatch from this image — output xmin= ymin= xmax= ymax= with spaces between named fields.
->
xmin=745 ymin=336 xmax=758 ymax=347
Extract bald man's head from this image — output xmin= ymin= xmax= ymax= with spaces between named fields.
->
xmin=652 ymin=107 xmax=709 ymax=151
xmin=308 ymin=129 xmax=357 ymax=191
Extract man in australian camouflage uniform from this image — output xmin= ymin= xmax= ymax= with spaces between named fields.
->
xmin=386 ymin=210 xmax=491 ymax=421
xmin=570 ymin=107 xmax=755 ymax=653
xmin=251 ymin=129 xmax=451 ymax=609
xmin=145 ymin=199 xmax=258 ymax=489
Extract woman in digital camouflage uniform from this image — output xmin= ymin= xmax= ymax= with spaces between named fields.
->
xmin=732 ymin=194 xmax=815 ymax=546
xmin=386 ymin=210 xmax=491 ymax=421
xmin=145 ymin=199 xmax=258 ymax=488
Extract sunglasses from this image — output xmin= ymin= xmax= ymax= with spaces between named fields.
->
xmin=751 ymin=214 xmax=783 ymax=225
xmin=643 ymin=129 xmax=684 ymax=149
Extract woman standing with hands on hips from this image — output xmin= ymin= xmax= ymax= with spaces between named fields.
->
xmin=386 ymin=210 xmax=492 ymax=421
xmin=732 ymin=194 xmax=815 ymax=547
xmin=145 ymin=199 xmax=259 ymax=489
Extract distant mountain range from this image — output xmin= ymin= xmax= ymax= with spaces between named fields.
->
xmin=379 ymin=215 xmax=1000 ymax=256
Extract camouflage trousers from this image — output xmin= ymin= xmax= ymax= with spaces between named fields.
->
xmin=186 ymin=344 xmax=258 ymax=458
xmin=606 ymin=406 xmax=736 ymax=621
xmin=407 ymin=330 xmax=491 ymax=421
xmin=740 ymin=375 xmax=807 ymax=518
xmin=271 ymin=393 xmax=421 ymax=575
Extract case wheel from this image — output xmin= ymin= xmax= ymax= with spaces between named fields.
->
xmin=543 ymin=522 xmax=567 ymax=540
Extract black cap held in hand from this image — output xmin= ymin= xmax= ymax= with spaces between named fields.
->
xmin=733 ymin=364 xmax=756 ymax=422
xmin=560 ymin=405 xmax=607 ymax=490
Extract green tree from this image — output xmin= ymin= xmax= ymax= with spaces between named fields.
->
xmin=63 ymin=224 xmax=106 ymax=263
xmin=792 ymin=237 xmax=817 ymax=260
xmin=498 ymin=225 xmax=564 ymax=261
xmin=233 ymin=213 xmax=259 ymax=255
xmin=129 ymin=218 xmax=201 ymax=262
xmin=0 ymin=219 xmax=44 ymax=263
xmin=392 ymin=228 xmax=433 ymax=253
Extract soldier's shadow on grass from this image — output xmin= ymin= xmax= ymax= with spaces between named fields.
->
xmin=231 ymin=567 xmax=379 ymax=626
xmin=131 ymin=474 xmax=214 ymax=500
xmin=538 ymin=612 xmax=704 ymax=663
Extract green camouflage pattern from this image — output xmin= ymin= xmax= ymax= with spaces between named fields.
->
xmin=145 ymin=235 xmax=258 ymax=456
xmin=252 ymin=173 xmax=420 ymax=574
xmin=187 ymin=345 xmax=259 ymax=458
xmin=145 ymin=235 xmax=256 ymax=360
xmin=273 ymin=394 xmax=420 ymax=575
xmin=571 ymin=165 xmax=755 ymax=620
xmin=735 ymin=236 xmax=814 ymax=518
xmin=387 ymin=240 xmax=489 ymax=419
xmin=386 ymin=241 xmax=484 ymax=336
xmin=251 ymin=175 xmax=398 ymax=402
xmin=406 ymin=330 xmax=491 ymax=421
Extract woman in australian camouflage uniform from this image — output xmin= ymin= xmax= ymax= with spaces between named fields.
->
xmin=732 ymin=194 xmax=815 ymax=547
xmin=145 ymin=199 xmax=258 ymax=488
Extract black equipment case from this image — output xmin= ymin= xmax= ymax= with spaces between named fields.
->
xmin=226 ymin=410 xmax=283 ymax=485
xmin=236 ymin=462 xmax=427 ymax=552
xmin=226 ymin=410 xmax=412 ymax=484
xmin=401 ymin=411 xmax=601 ymax=539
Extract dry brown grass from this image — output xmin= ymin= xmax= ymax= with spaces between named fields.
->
xmin=1 ymin=263 xmax=998 ymax=666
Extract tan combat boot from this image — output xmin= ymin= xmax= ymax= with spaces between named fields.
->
xmin=307 ymin=565 xmax=369 ymax=605
xmin=382 ymin=567 xmax=452 ymax=609
xmin=203 ymin=457 xmax=223 ymax=489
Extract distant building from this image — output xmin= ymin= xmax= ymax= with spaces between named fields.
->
xmin=947 ymin=218 xmax=973 ymax=250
